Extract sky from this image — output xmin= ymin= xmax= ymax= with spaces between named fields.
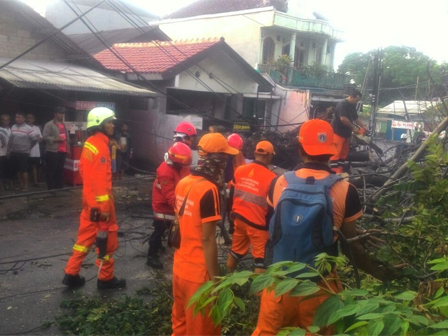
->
xmin=22 ymin=0 xmax=448 ymax=69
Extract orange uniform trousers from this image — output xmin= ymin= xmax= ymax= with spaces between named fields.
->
xmin=330 ymin=134 xmax=350 ymax=174
xmin=231 ymin=218 xmax=269 ymax=261
xmin=252 ymin=275 xmax=342 ymax=336
xmin=172 ymin=274 xmax=221 ymax=336
xmin=64 ymin=208 xmax=118 ymax=281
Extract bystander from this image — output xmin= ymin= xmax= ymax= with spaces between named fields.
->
xmin=43 ymin=107 xmax=70 ymax=190
xmin=26 ymin=113 xmax=43 ymax=187
xmin=7 ymin=112 xmax=37 ymax=192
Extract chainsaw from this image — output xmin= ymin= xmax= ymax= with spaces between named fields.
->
xmin=352 ymin=129 xmax=383 ymax=156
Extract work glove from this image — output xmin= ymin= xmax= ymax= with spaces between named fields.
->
xmin=96 ymin=231 xmax=108 ymax=260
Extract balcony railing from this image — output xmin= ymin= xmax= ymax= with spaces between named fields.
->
xmin=258 ymin=65 xmax=350 ymax=90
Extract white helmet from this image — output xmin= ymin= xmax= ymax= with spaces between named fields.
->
xmin=87 ymin=107 xmax=116 ymax=130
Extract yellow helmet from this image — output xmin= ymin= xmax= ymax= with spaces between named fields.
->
xmin=86 ymin=107 xmax=116 ymax=130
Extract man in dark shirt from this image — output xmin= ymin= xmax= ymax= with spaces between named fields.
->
xmin=330 ymin=90 xmax=367 ymax=173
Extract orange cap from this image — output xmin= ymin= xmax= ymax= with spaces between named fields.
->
xmin=198 ymin=133 xmax=239 ymax=155
xmin=299 ymin=119 xmax=337 ymax=156
xmin=255 ymin=141 xmax=275 ymax=155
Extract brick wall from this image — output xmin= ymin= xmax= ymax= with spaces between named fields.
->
xmin=0 ymin=5 xmax=67 ymax=61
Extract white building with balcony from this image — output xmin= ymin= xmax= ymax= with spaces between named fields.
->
xmin=155 ymin=0 xmax=349 ymax=123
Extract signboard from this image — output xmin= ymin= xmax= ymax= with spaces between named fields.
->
xmin=233 ymin=123 xmax=251 ymax=132
xmin=64 ymin=122 xmax=87 ymax=133
xmin=391 ymin=120 xmax=423 ymax=130
xmin=64 ymin=159 xmax=80 ymax=171
xmin=75 ymin=101 xmax=115 ymax=111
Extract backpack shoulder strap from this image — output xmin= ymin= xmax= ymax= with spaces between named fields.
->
xmin=319 ymin=173 xmax=343 ymax=189
xmin=283 ymin=171 xmax=306 ymax=186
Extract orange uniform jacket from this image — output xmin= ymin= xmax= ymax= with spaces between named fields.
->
xmin=80 ymin=132 xmax=117 ymax=232
xmin=230 ymin=161 xmax=276 ymax=230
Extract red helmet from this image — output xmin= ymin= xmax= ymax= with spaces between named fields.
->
xmin=227 ymin=133 xmax=243 ymax=151
xmin=167 ymin=142 xmax=192 ymax=166
xmin=174 ymin=121 xmax=197 ymax=137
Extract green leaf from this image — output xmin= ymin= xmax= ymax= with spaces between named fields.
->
xmin=340 ymin=289 xmax=369 ymax=297
xmin=356 ymin=302 xmax=380 ymax=316
xmin=289 ymin=281 xmax=320 ymax=297
xmin=407 ymin=315 xmax=429 ymax=327
xmin=284 ymin=264 xmax=307 ymax=275
xmin=275 ymin=278 xmax=299 ymax=297
xmin=327 ymin=304 xmax=359 ymax=325
xmin=357 ymin=313 xmax=384 ymax=320
xmin=198 ymin=297 xmax=217 ymax=311
xmin=428 ymin=258 xmax=448 ymax=264
xmin=379 ymin=304 xmax=396 ymax=314
xmin=434 ymin=287 xmax=445 ymax=299
xmin=295 ymin=272 xmax=320 ymax=279
xmin=430 ymin=320 xmax=448 ymax=328
xmin=233 ymin=297 xmax=245 ymax=312
xmin=344 ymin=321 xmax=368 ymax=333
xmin=209 ymin=305 xmax=222 ymax=326
xmin=401 ymin=320 xmax=409 ymax=335
xmin=307 ymin=326 xmax=320 ymax=333
xmin=250 ymin=274 xmax=275 ymax=295
xmin=313 ymin=295 xmax=344 ymax=327
xmin=289 ymin=328 xmax=306 ymax=336
xmin=430 ymin=261 xmax=448 ymax=271
xmin=394 ymin=291 xmax=417 ymax=301
xmin=217 ymin=288 xmax=233 ymax=316
xmin=382 ymin=314 xmax=402 ymax=335
xmin=432 ymin=296 xmax=448 ymax=308
xmin=187 ymin=281 xmax=214 ymax=309
xmin=367 ymin=319 xmax=384 ymax=336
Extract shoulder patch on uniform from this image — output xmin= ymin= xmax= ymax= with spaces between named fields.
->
xmin=100 ymin=157 xmax=106 ymax=164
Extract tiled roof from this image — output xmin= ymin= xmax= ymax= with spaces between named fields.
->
xmin=94 ymin=38 xmax=222 ymax=74
xmin=164 ymin=0 xmax=274 ymax=19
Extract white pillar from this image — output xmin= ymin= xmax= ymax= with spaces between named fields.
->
xmin=289 ymin=33 xmax=297 ymax=65
xmin=321 ymin=39 xmax=328 ymax=68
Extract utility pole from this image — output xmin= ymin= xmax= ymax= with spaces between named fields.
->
xmin=370 ymin=48 xmax=381 ymax=137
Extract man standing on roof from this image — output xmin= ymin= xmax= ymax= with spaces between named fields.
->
xmin=171 ymin=133 xmax=238 ymax=336
xmin=62 ymin=107 xmax=126 ymax=290
xmin=252 ymin=119 xmax=389 ymax=335
xmin=147 ymin=142 xmax=192 ymax=270
xmin=227 ymin=141 xmax=276 ymax=273
xmin=330 ymin=90 xmax=367 ymax=173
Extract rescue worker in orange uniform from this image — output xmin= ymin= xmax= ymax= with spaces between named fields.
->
xmin=225 ymin=133 xmax=246 ymax=234
xmin=171 ymin=133 xmax=238 ymax=336
xmin=62 ymin=107 xmax=126 ymax=289
xmin=252 ymin=120 xmax=388 ymax=335
xmin=227 ymin=141 xmax=276 ymax=273
xmin=173 ymin=121 xmax=197 ymax=148
xmin=330 ymin=89 xmax=367 ymax=173
xmin=147 ymin=142 xmax=192 ymax=269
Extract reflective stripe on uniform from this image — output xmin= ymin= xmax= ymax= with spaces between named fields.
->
xmin=156 ymin=183 xmax=162 ymax=189
xmin=84 ymin=142 xmax=98 ymax=155
xmin=153 ymin=212 xmax=175 ymax=220
xmin=234 ymin=189 xmax=268 ymax=207
xmin=73 ymin=244 xmax=90 ymax=253
xmin=98 ymin=254 xmax=113 ymax=261
xmin=96 ymin=195 xmax=109 ymax=202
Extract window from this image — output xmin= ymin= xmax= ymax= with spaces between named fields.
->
xmin=262 ymin=37 xmax=275 ymax=64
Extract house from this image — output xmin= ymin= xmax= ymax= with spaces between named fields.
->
xmin=0 ymin=0 xmax=156 ymax=176
xmin=45 ymin=0 xmax=159 ymax=35
xmin=376 ymin=100 xmax=436 ymax=140
xmin=68 ymin=27 xmax=170 ymax=55
xmin=155 ymin=0 xmax=348 ymax=115
xmin=94 ymin=37 xmax=281 ymax=167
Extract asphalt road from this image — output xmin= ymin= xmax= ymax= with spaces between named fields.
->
xmin=0 ymin=177 xmax=174 ymax=335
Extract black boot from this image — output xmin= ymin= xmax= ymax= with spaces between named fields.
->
xmin=147 ymin=256 xmax=163 ymax=269
xmin=62 ymin=274 xmax=85 ymax=288
xmin=97 ymin=277 xmax=126 ymax=289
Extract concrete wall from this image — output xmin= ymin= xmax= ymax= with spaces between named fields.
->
xmin=158 ymin=10 xmax=275 ymax=68
xmin=0 ymin=5 xmax=66 ymax=61
xmin=177 ymin=50 xmax=259 ymax=94
xmin=46 ymin=2 xmax=156 ymax=35
xmin=272 ymin=87 xmax=311 ymax=131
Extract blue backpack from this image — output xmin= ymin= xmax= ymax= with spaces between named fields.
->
xmin=265 ymin=171 xmax=342 ymax=276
